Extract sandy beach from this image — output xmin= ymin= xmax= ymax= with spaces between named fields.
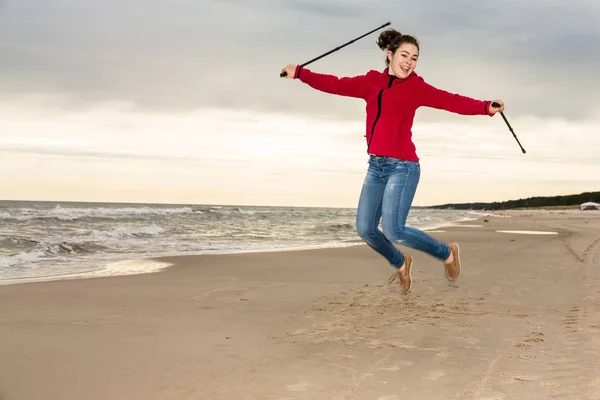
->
xmin=1 ymin=210 xmax=600 ymax=399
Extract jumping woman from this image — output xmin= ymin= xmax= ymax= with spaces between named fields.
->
xmin=281 ymin=28 xmax=505 ymax=293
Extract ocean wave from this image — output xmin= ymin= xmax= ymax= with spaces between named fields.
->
xmin=0 ymin=205 xmax=194 ymax=221
xmin=0 ymin=225 xmax=164 ymax=269
xmin=85 ymin=225 xmax=165 ymax=240
xmin=0 ymin=241 xmax=111 ymax=268
xmin=0 ymin=250 xmax=47 ymax=268
xmin=0 ymin=237 xmax=39 ymax=247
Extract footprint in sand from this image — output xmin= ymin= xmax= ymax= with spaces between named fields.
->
xmin=540 ymin=381 xmax=562 ymax=389
xmin=464 ymin=337 xmax=481 ymax=345
xmin=286 ymin=383 xmax=310 ymax=391
xmin=381 ymin=360 xmax=414 ymax=371
xmin=425 ymin=370 xmax=446 ymax=380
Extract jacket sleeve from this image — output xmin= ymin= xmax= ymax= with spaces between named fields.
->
xmin=416 ymin=79 xmax=493 ymax=116
xmin=294 ymin=65 xmax=369 ymax=99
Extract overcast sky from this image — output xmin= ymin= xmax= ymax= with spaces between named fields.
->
xmin=1 ymin=0 xmax=599 ymax=207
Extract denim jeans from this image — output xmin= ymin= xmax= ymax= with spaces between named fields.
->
xmin=356 ymin=155 xmax=451 ymax=269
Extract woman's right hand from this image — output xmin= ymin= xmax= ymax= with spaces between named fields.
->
xmin=280 ymin=64 xmax=296 ymax=79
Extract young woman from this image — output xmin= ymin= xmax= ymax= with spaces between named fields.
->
xmin=281 ymin=28 xmax=505 ymax=294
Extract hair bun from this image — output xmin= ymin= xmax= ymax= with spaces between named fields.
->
xmin=377 ymin=28 xmax=402 ymax=50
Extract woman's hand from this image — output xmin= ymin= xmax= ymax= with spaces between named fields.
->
xmin=280 ymin=64 xmax=296 ymax=79
xmin=488 ymin=100 xmax=505 ymax=115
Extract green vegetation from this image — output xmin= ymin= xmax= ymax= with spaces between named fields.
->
xmin=429 ymin=191 xmax=600 ymax=211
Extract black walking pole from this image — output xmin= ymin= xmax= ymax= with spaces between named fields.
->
xmin=492 ymin=102 xmax=526 ymax=154
xmin=280 ymin=22 xmax=391 ymax=77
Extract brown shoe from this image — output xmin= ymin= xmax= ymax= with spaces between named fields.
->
xmin=444 ymin=242 xmax=461 ymax=281
xmin=388 ymin=254 xmax=413 ymax=294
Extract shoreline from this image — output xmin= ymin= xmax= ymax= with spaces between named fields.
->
xmin=0 ymin=210 xmax=490 ymax=286
xmin=3 ymin=208 xmax=594 ymax=287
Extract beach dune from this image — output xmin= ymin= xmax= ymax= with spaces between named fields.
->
xmin=1 ymin=210 xmax=600 ymax=399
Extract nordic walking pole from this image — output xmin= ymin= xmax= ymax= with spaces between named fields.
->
xmin=492 ymin=102 xmax=526 ymax=154
xmin=280 ymin=22 xmax=391 ymax=77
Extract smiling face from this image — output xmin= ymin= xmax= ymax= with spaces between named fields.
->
xmin=387 ymin=43 xmax=419 ymax=79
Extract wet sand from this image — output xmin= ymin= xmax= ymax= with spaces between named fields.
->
xmin=1 ymin=210 xmax=599 ymax=399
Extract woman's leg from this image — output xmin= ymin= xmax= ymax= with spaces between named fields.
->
xmin=381 ymin=161 xmax=451 ymax=262
xmin=356 ymin=159 xmax=405 ymax=267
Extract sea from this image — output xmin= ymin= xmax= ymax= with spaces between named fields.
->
xmin=0 ymin=200 xmax=482 ymax=285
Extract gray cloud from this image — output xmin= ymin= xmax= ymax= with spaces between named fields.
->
xmin=0 ymin=0 xmax=599 ymax=122
xmin=288 ymin=1 xmax=368 ymax=19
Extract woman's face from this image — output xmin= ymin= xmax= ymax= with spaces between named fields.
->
xmin=387 ymin=43 xmax=419 ymax=79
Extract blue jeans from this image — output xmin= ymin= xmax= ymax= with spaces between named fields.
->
xmin=356 ymin=155 xmax=451 ymax=269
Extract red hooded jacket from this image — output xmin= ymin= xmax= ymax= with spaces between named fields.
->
xmin=294 ymin=65 xmax=493 ymax=162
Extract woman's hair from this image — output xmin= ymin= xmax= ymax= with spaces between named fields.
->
xmin=376 ymin=28 xmax=420 ymax=66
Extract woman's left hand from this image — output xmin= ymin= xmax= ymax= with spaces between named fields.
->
xmin=488 ymin=100 xmax=505 ymax=114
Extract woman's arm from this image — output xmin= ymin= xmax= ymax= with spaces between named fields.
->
xmin=281 ymin=64 xmax=370 ymax=99
xmin=416 ymin=79 xmax=499 ymax=116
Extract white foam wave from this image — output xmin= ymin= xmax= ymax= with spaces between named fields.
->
xmin=235 ymin=207 xmax=256 ymax=215
xmin=0 ymin=225 xmax=164 ymax=272
xmin=91 ymin=259 xmax=173 ymax=277
xmin=0 ymin=259 xmax=173 ymax=285
xmin=86 ymin=225 xmax=164 ymax=241
xmin=0 ymin=250 xmax=46 ymax=268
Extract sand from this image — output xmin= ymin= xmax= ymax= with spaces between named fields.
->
xmin=1 ymin=210 xmax=600 ymax=399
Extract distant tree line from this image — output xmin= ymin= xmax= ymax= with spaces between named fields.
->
xmin=429 ymin=191 xmax=600 ymax=210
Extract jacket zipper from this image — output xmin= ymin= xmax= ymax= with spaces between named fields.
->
xmin=367 ymin=75 xmax=395 ymax=153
